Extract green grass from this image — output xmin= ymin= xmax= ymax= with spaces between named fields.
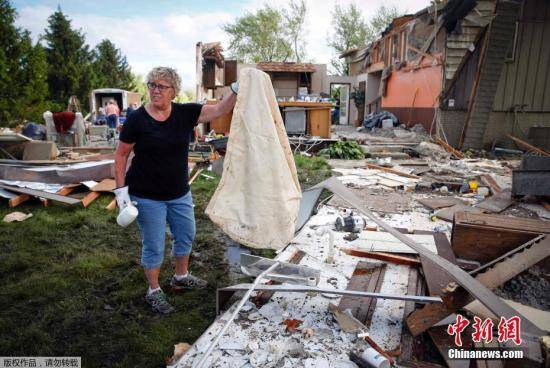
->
xmin=0 ymin=155 xmax=331 ymax=366
xmin=0 ymin=174 xmax=228 ymax=368
xmin=293 ymin=154 xmax=332 ymax=189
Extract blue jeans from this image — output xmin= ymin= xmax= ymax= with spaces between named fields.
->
xmin=106 ymin=114 xmax=117 ymax=128
xmin=130 ymin=191 xmax=195 ymax=269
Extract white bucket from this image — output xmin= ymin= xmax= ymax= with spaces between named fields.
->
xmin=381 ymin=119 xmax=393 ymax=129
xmin=117 ymin=204 xmax=138 ymax=227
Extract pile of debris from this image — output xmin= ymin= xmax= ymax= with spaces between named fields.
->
xmin=0 ymin=130 xmax=219 ymax=213
xmin=173 ymin=127 xmax=550 ymax=367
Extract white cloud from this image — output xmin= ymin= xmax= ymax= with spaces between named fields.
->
xmin=15 ymin=0 xmax=430 ymax=91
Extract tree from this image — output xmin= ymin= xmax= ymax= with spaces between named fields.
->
xmin=43 ymin=7 xmax=94 ymax=110
xmin=283 ymin=0 xmax=307 ymax=62
xmin=327 ymin=4 xmax=368 ymax=75
xmin=366 ymin=6 xmax=402 ymax=42
xmin=14 ymin=36 xmax=49 ymax=122
xmin=222 ymin=1 xmax=307 ymax=63
xmin=0 ymin=0 xmax=49 ymax=125
xmin=92 ymin=39 xmax=134 ymax=90
xmin=328 ymin=4 xmax=403 ymax=75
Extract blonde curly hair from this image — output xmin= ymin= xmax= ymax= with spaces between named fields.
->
xmin=146 ymin=66 xmax=181 ymax=96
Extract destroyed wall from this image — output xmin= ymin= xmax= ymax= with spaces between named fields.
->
xmin=439 ymin=109 xmax=466 ymax=147
xmin=484 ymin=0 xmax=550 ymax=148
xmin=310 ymin=64 xmax=328 ymax=94
xmin=439 ymin=0 xmax=550 ymax=149
xmin=382 ymin=62 xmax=441 ymax=131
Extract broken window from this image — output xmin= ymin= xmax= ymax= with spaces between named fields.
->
xmin=391 ymin=34 xmax=399 ymax=62
xmin=406 ymin=18 xmax=434 ymax=62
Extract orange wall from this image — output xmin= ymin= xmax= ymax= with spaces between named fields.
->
xmin=381 ymin=65 xmax=442 ymax=109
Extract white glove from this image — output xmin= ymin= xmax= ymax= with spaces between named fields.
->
xmin=230 ymin=81 xmax=239 ymax=94
xmin=114 ymin=186 xmax=132 ymax=210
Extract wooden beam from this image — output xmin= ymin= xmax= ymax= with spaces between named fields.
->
xmin=91 ymin=179 xmax=116 ymax=192
xmin=406 ymin=235 xmax=550 ymax=336
xmin=0 ymin=183 xmax=81 ymax=205
xmin=81 ymin=191 xmax=101 ymax=208
xmin=56 ymin=186 xmax=76 ymax=196
xmin=188 ymin=168 xmax=204 ymax=185
xmin=365 ymin=163 xmax=420 ymax=179
xmin=341 ymin=248 xmax=421 ymax=267
xmin=106 ymin=198 xmax=117 ymax=211
xmin=507 ymin=134 xmax=550 ymax=156
xmin=434 ymin=137 xmax=464 ymax=159
xmin=9 ymin=194 xmax=30 ymax=208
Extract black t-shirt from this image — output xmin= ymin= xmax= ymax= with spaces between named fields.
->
xmin=119 ymin=102 xmax=203 ymax=200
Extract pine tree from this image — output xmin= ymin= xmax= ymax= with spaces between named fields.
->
xmin=0 ymin=0 xmax=49 ymax=125
xmin=92 ymin=39 xmax=134 ymax=90
xmin=44 ymin=7 xmax=94 ymax=110
xmin=14 ymin=33 xmax=49 ymax=122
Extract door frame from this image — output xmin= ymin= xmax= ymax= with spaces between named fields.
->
xmin=330 ymin=82 xmax=351 ymax=125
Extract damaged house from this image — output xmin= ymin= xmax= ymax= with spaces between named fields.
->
xmin=341 ymin=0 xmax=550 ymax=150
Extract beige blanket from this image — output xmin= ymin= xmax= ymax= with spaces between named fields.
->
xmin=206 ymin=68 xmax=302 ymax=250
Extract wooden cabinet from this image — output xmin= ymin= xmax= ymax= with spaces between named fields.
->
xmin=278 ymin=102 xmax=332 ymax=138
xmin=205 ymin=100 xmax=233 ymax=134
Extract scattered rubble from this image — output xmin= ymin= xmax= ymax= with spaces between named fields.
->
xmin=174 ymin=123 xmax=549 ymax=368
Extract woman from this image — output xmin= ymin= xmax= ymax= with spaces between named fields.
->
xmin=114 ymin=66 xmax=237 ymax=314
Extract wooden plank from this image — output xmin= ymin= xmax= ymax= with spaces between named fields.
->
xmin=417 ymin=197 xmax=465 ymax=210
xmin=56 ymin=186 xmax=76 ymax=196
xmin=398 ymin=267 xmax=419 ymax=364
xmin=188 ymin=168 xmax=203 ymax=185
xmin=481 ymin=170 xmax=506 ymax=190
xmin=0 ymin=183 xmax=81 ymax=205
xmin=365 ymin=163 xmax=420 ymax=179
xmin=318 ymin=178 xmax=544 ymax=338
xmin=452 ymin=211 xmax=550 ymax=262
xmin=363 ymin=265 xmax=386 ymax=327
xmin=106 ymin=198 xmax=117 ymax=211
xmin=337 ymin=261 xmax=384 ymax=323
xmin=9 ymin=194 xmax=30 ymax=208
xmin=475 ymin=189 xmax=514 ymax=213
xmin=507 ymin=134 xmax=550 ymax=156
xmin=435 ymin=203 xmax=484 ymax=222
xmin=81 ymin=191 xmax=101 ymax=208
xmin=421 ymin=233 xmax=457 ymax=297
xmin=91 ymin=179 xmax=116 ymax=192
xmin=435 ymin=137 xmax=464 ymax=159
xmin=406 ymin=235 xmax=550 ymax=336
xmin=341 ymin=248 xmax=421 ymax=266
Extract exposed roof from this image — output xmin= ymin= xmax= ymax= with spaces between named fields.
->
xmin=256 ymin=62 xmax=317 ymax=73
xmin=339 ymin=47 xmax=361 ymax=59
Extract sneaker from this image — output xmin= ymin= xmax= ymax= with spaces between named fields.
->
xmin=170 ymin=273 xmax=208 ymax=291
xmin=145 ymin=289 xmax=175 ymax=314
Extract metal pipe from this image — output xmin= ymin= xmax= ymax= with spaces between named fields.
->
xmin=194 ymin=260 xmax=280 ymax=368
xmin=219 ymin=284 xmax=442 ymax=304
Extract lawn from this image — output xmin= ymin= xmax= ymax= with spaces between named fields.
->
xmin=0 ymin=155 xmax=330 ymax=367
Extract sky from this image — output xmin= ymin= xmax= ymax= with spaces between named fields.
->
xmin=12 ymin=0 xmax=431 ymax=90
